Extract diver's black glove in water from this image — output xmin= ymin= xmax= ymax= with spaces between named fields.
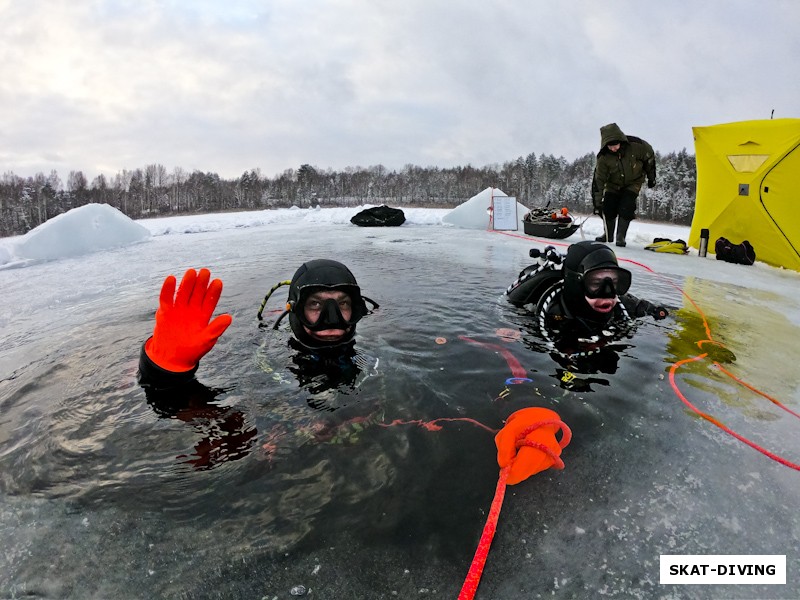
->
xmin=646 ymin=304 xmax=669 ymax=320
xmin=634 ymin=300 xmax=669 ymax=321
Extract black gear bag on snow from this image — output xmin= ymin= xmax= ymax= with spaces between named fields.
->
xmin=350 ymin=205 xmax=406 ymax=227
xmin=715 ymin=237 xmax=756 ymax=265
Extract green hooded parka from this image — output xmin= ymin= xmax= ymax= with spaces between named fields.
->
xmin=591 ymin=123 xmax=656 ymax=211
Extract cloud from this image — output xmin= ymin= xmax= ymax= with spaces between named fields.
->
xmin=1 ymin=0 xmax=798 ymax=182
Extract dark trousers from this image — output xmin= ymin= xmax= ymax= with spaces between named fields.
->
xmin=598 ymin=189 xmax=638 ymax=243
xmin=601 ymin=189 xmax=638 ymax=221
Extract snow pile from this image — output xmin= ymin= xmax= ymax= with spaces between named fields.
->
xmin=7 ymin=203 xmax=150 ymax=266
xmin=442 ymin=187 xmax=530 ymax=230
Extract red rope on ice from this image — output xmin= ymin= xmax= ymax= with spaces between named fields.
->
xmin=458 ymin=464 xmax=510 ymax=600
xmin=714 ymin=362 xmax=800 ymax=420
xmin=621 ymin=255 xmax=800 ymax=469
xmin=458 ymin=335 xmax=527 ymax=379
xmin=669 ymin=356 xmax=800 ymax=471
xmin=492 ymin=229 xmax=575 ymax=247
xmin=458 ymin=418 xmax=571 ymax=600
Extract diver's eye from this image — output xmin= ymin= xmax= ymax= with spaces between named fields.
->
xmin=339 ymin=299 xmax=352 ymax=310
xmin=305 ymin=300 xmax=322 ymax=310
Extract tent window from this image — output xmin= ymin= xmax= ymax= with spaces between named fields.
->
xmin=727 ymin=154 xmax=770 ymax=172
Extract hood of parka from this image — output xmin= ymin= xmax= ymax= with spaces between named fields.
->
xmin=599 ymin=122 xmax=629 ymax=149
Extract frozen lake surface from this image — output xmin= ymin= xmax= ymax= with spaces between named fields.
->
xmin=1 ymin=208 xmax=799 ymax=599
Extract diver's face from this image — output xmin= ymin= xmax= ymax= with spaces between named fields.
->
xmin=583 ymin=267 xmax=623 ymax=314
xmin=303 ymin=290 xmax=353 ymax=342
xmin=585 ymin=295 xmax=618 ymax=314
xmin=607 ymin=142 xmax=621 ymax=153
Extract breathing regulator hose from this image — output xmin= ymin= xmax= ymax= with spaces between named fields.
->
xmin=256 ymin=280 xmax=291 ymax=321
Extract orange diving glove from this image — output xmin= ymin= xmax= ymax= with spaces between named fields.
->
xmin=495 ymin=407 xmax=571 ymax=485
xmin=144 ymin=268 xmax=233 ymax=373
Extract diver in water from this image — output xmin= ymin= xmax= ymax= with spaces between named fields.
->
xmin=137 ymin=259 xmax=379 ymax=466
xmin=273 ymin=258 xmax=377 ymax=351
xmin=263 ymin=259 xmax=380 ymax=407
xmin=539 ymin=240 xmax=667 ymax=332
xmin=506 ymin=240 xmax=668 ymax=382
xmin=139 ymin=259 xmax=377 ymax=389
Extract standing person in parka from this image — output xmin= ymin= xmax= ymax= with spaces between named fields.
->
xmin=591 ymin=123 xmax=656 ymax=247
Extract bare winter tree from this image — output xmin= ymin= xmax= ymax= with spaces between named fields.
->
xmin=0 ymin=149 xmax=697 ymax=236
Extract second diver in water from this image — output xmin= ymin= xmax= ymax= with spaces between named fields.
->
xmin=506 ymin=240 xmax=668 ymax=377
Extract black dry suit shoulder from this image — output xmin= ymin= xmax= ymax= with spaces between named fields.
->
xmin=506 ymin=246 xmax=564 ymax=307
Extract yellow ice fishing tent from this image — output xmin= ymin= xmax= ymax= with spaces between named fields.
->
xmin=688 ymin=118 xmax=800 ymax=271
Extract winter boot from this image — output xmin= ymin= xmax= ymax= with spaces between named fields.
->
xmin=615 ymin=218 xmax=631 ymax=247
xmin=595 ymin=216 xmax=615 ymax=243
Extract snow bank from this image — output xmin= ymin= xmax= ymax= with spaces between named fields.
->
xmin=6 ymin=203 xmax=150 ymax=266
xmin=442 ymin=187 xmax=530 ymax=230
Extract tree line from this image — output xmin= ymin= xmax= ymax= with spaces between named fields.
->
xmin=0 ymin=149 xmax=696 ymax=237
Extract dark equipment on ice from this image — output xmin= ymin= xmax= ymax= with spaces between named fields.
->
xmin=350 ymin=205 xmax=406 ymax=227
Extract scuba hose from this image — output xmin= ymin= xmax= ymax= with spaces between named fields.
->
xmin=256 ymin=280 xmax=292 ymax=323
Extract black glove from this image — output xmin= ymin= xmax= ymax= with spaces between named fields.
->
xmin=592 ymin=197 xmax=603 ymax=215
xmin=635 ymin=300 xmax=668 ymax=320
xmin=647 ymin=179 xmax=656 ymax=188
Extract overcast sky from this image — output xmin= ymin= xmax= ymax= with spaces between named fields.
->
xmin=2 ymin=0 xmax=798 ymax=183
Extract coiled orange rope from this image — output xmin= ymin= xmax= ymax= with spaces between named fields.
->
xmin=458 ymin=409 xmax=572 ymax=600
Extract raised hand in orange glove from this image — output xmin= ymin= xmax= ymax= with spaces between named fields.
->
xmin=495 ymin=407 xmax=571 ymax=485
xmin=144 ymin=268 xmax=233 ymax=373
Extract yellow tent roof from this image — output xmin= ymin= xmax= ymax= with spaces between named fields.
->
xmin=689 ymin=118 xmax=800 ymax=271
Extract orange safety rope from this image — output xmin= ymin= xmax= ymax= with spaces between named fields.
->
xmin=597 ymin=254 xmax=800 ymax=473
xmin=458 ymin=417 xmax=572 ymax=600
xmin=714 ymin=362 xmax=800 ymax=420
xmin=458 ymin=464 xmax=510 ymax=600
xmin=669 ymin=356 xmax=800 ymax=471
xmin=624 ymin=256 xmax=800 ymax=469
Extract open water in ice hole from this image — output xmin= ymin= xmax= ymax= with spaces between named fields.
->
xmin=1 ymin=222 xmax=799 ymax=599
